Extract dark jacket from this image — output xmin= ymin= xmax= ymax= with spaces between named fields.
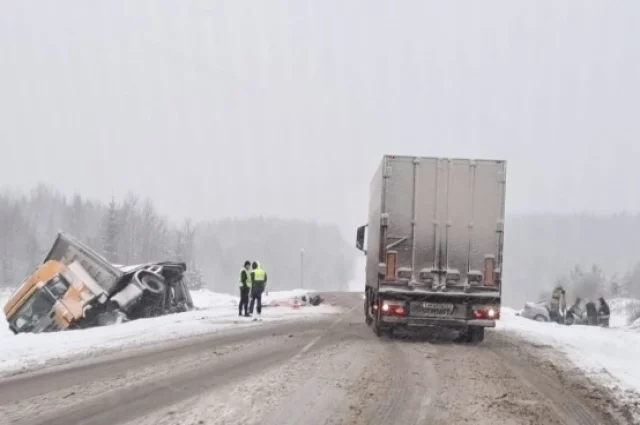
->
xmin=240 ymin=269 xmax=251 ymax=288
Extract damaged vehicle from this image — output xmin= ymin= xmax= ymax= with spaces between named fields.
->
xmin=3 ymin=232 xmax=194 ymax=334
xmin=517 ymin=302 xmax=551 ymax=322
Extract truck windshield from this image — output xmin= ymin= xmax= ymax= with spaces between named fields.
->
xmin=9 ymin=290 xmax=56 ymax=333
xmin=46 ymin=275 xmax=70 ymax=298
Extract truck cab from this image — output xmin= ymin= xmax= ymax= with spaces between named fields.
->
xmin=3 ymin=260 xmax=108 ymax=333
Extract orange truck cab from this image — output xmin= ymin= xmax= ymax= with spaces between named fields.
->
xmin=3 ymin=260 xmax=110 ymax=334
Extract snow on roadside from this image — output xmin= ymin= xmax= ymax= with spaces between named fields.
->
xmin=608 ymin=297 xmax=640 ymax=328
xmin=262 ymin=289 xmax=316 ymax=306
xmin=498 ymin=308 xmax=640 ymax=409
xmin=0 ymin=289 xmax=340 ymax=377
xmin=190 ymin=289 xmax=240 ymax=308
xmin=190 ymin=288 xmax=321 ymax=308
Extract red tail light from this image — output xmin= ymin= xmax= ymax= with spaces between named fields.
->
xmin=381 ymin=301 xmax=406 ymax=316
xmin=473 ymin=306 xmax=500 ymax=320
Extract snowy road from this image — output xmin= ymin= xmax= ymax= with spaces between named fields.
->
xmin=0 ymin=293 xmax=626 ymax=425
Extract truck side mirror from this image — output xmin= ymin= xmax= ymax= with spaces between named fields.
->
xmin=356 ymin=225 xmax=367 ymax=253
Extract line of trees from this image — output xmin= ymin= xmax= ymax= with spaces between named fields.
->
xmin=7 ymin=185 xmax=640 ymax=304
xmin=544 ymin=262 xmax=640 ymax=304
xmin=0 ymin=185 xmax=356 ymax=293
xmin=504 ymin=213 xmax=640 ymax=307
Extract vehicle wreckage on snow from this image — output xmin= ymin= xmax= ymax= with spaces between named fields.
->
xmin=3 ymin=232 xmax=194 ymax=334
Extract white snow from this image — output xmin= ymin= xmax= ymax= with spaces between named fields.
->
xmin=0 ymin=289 xmax=340 ymax=377
xmin=190 ymin=289 xmax=240 ymax=308
xmin=499 ymin=307 xmax=640 ymax=405
xmin=262 ymin=289 xmax=316 ymax=306
xmin=608 ymin=297 xmax=640 ymax=328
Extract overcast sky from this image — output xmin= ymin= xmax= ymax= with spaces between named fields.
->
xmin=1 ymin=1 xmax=639 ymax=237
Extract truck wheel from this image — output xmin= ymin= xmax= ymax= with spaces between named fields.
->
xmin=139 ymin=274 xmax=166 ymax=295
xmin=466 ymin=326 xmax=485 ymax=344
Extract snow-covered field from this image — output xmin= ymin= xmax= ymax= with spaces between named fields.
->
xmin=0 ymin=288 xmax=340 ymax=377
xmin=498 ymin=304 xmax=640 ymax=410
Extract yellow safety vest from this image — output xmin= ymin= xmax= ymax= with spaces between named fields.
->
xmin=253 ymin=267 xmax=266 ymax=282
xmin=240 ymin=269 xmax=252 ymax=288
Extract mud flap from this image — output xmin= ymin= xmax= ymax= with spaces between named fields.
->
xmin=364 ymin=291 xmax=373 ymax=326
xmin=458 ymin=326 xmax=484 ymax=344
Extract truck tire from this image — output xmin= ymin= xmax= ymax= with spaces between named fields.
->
xmin=373 ymin=313 xmax=382 ymax=336
xmin=465 ymin=326 xmax=485 ymax=344
xmin=139 ymin=273 xmax=165 ymax=295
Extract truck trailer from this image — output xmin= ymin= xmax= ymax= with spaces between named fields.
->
xmin=3 ymin=232 xmax=194 ymax=334
xmin=355 ymin=155 xmax=507 ymax=343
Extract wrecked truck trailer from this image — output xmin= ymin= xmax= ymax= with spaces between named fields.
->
xmin=3 ymin=232 xmax=194 ymax=334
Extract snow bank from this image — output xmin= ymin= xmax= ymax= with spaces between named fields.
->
xmin=499 ymin=308 xmax=640 ymax=400
xmin=608 ymin=298 xmax=640 ymax=328
xmin=188 ymin=288 xmax=317 ymax=308
xmin=262 ymin=289 xmax=315 ymax=306
xmin=0 ymin=289 xmax=340 ymax=377
xmin=191 ymin=289 xmax=239 ymax=309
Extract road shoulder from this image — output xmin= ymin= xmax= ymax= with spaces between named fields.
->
xmin=492 ymin=330 xmax=636 ymax=424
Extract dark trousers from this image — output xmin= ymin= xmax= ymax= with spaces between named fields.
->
xmin=239 ymin=286 xmax=250 ymax=315
xmin=249 ymin=282 xmax=265 ymax=315
xmin=550 ymin=310 xmax=563 ymax=324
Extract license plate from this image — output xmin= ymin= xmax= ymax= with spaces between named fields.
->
xmin=413 ymin=302 xmax=455 ymax=317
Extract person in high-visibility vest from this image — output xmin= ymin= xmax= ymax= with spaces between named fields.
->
xmin=239 ymin=261 xmax=252 ymax=317
xmin=249 ymin=261 xmax=268 ymax=320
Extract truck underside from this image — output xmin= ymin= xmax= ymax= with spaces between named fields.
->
xmin=82 ymin=261 xmax=194 ymax=329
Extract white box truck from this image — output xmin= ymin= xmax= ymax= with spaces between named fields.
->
xmin=355 ymin=155 xmax=507 ymax=343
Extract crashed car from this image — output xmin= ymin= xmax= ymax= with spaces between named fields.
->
xmin=3 ymin=232 xmax=194 ymax=334
xmin=517 ymin=302 xmax=551 ymax=322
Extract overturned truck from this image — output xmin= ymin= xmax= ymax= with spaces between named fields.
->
xmin=3 ymin=232 xmax=194 ymax=334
